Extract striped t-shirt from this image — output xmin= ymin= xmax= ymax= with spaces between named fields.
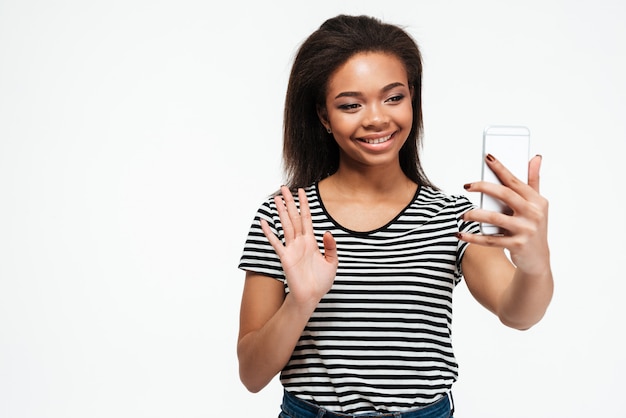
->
xmin=238 ymin=183 xmax=479 ymax=414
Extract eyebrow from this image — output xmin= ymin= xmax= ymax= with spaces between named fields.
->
xmin=334 ymin=82 xmax=406 ymax=99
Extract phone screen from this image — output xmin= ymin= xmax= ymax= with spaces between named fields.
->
xmin=479 ymin=125 xmax=530 ymax=235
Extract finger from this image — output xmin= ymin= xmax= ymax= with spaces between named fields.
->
xmin=466 ymin=181 xmax=527 ymax=214
xmin=273 ymin=193 xmax=295 ymax=243
xmin=484 ymin=153 xmax=527 ymax=192
xmin=527 ymin=154 xmax=542 ymax=193
xmin=462 ymin=207 xmax=519 ymax=236
xmin=260 ymin=218 xmax=286 ymax=258
xmin=281 ymin=186 xmax=303 ymax=236
xmin=322 ymin=231 xmax=338 ymax=266
xmin=297 ymin=188 xmax=314 ymax=236
xmin=484 ymin=154 xmax=538 ymax=202
xmin=456 ymin=230 xmax=517 ymax=248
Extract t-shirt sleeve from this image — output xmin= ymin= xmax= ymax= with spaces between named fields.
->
xmin=238 ymin=197 xmax=286 ymax=283
xmin=453 ymin=195 xmax=480 ymax=281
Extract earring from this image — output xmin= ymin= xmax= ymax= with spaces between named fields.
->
xmin=327 ymin=127 xmax=332 ymax=134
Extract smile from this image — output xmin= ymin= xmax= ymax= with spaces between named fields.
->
xmin=359 ymin=133 xmax=393 ymax=144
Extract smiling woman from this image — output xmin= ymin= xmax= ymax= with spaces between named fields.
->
xmin=319 ymin=52 xmax=414 ymax=171
xmin=236 ymin=14 xmax=553 ymax=417
xmin=1 ymin=1 xmax=625 ymax=417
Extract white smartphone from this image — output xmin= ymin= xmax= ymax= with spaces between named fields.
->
xmin=480 ymin=125 xmax=530 ymax=235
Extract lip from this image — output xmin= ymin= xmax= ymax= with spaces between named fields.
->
xmin=356 ymin=131 xmax=395 ymax=146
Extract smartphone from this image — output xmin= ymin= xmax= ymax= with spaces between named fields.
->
xmin=480 ymin=125 xmax=530 ymax=235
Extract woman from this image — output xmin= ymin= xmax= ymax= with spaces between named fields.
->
xmin=237 ymin=14 xmax=553 ymax=418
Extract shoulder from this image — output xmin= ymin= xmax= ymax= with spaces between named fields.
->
xmin=255 ymin=184 xmax=319 ymax=214
xmin=417 ymin=186 xmax=475 ymax=212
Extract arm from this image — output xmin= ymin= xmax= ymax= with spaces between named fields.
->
xmin=237 ymin=187 xmax=338 ymax=392
xmin=237 ymin=272 xmax=317 ymax=392
xmin=458 ymin=154 xmax=554 ymax=330
xmin=460 ymin=245 xmax=553 ymax=330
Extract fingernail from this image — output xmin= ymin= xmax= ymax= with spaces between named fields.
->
xmin=455 ymin=232 xmax=463 ymax=239
xmin=463 ymin=183 xmax=471 ymax=190
xmin=486 ymin=153 xmax=495 ymax=162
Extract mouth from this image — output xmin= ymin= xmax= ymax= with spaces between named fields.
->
xmin=358 ymin=133 xmax=393 ymax=144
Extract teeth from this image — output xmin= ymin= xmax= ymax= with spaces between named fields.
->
xmin=362 ymin=134 xmax=392 ymax=144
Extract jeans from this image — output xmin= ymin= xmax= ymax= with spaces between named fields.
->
xmin=278 ymin=390 xmax=454 ymax=418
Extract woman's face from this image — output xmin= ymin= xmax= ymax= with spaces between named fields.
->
xmin=319 ymin=52 xmax=414 ymax=170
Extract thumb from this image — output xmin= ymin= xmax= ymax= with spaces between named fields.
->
xmin=322 ymin=231 xmax=338 ymax=266
xmin=528 ymin=154 xmax=542 ymax=193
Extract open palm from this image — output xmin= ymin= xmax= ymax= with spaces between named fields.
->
xmin=260 ymin=187 xmax=338 ymax=308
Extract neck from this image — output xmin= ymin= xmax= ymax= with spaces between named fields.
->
xmin=327 ymin=165 xmax=416 ymax=198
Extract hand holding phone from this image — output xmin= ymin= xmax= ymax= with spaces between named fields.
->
xmin=479 ymin=125 xmax=530 ymax=235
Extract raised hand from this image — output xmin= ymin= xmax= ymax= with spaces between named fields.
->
xmin=260 ymin=186 xmax=338 ymax=311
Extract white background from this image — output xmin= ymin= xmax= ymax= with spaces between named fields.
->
xmin=1 ymin=1 xmax=624 ymax=417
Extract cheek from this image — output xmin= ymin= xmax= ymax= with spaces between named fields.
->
xmin=396 ymin=104 xmax=414 ymax=128
xmin=329 ymin=113 xmax=358 ymax=133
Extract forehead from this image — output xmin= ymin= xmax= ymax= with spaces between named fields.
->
xmin=327 ymin=52 xmax=408 ymax=94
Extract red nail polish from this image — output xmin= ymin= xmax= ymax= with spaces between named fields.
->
xmin=463 ymin=183 xmax=471 ymax=190
xmin=486 ymin=154 xmax=495 ymax=162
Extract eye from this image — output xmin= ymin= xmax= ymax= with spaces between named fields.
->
xmin=385 ymin=94 xmax=405 ymax=103
xmin=338 ymin=103 xmax=361 ymax=111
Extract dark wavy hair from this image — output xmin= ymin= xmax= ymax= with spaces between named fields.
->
xmin=282 ymin=14 xmax=437 ymax=190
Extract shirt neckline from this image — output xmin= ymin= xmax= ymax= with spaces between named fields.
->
xmin=312 ymin=182 xmax=422 ymax=235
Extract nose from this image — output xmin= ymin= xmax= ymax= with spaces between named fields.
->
xmin=362 ymin=103 xmax=389 ymax=129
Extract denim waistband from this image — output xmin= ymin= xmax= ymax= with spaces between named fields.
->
xmin=280 ymin=390 xmax=453 ymax=418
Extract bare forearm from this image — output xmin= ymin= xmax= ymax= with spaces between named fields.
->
xmin=237 ymin=294 xmax=316 ymax=393
xmin=498 ymin=267 xmax=554 ymax=330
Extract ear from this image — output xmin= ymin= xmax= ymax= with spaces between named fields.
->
xmin=316 ymin=104 xmax=330 ymax=131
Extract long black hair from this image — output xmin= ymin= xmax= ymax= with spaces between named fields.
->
xmin=282 ymin=14 xmax=437 ymax=190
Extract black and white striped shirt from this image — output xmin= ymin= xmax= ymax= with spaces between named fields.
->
xmin=239 ymin=184 xmax=479 ymax=414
